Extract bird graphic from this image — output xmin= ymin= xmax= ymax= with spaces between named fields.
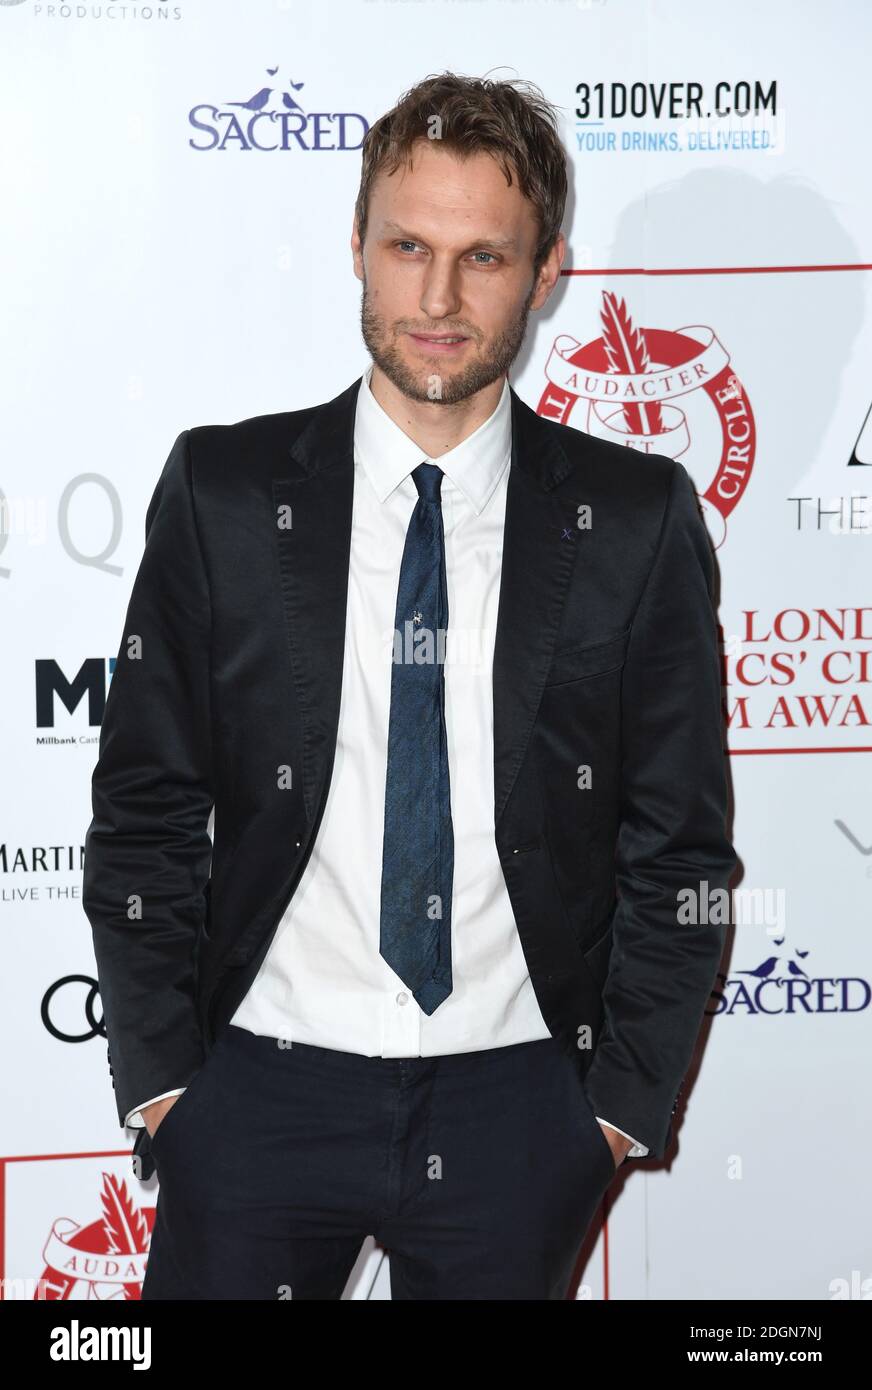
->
xmin=282 ymin=91 xmax=304 ymax=111
xmin=288 ymin=80 xmax=304 ymax=90
xmin=228 ymin=86 xmax=273 ymax=112
xmin=736 ymin=956 xmax=779 ymax=979
xmin=787 ymin=959 xmax=808 ymax=978
xmin=267 ymin=66 xmax=279 ymax=76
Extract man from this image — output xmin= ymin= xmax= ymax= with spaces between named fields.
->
xmin=83 ymin=72 xmax=736 ymax=1301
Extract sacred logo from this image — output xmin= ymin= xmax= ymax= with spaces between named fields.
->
xmin=188 ymin=66 xmax=368 ymax=153
xmin=708 ymin=942 xmax=870 ymax=1017
xmin=537 ymin=290 xmax=756 ymax=548
xmin=34 ymin=1172 xmax=154 ymax=1300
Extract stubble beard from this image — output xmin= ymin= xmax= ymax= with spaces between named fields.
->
xmin=359 ymin=273 xmax=536 ymax=405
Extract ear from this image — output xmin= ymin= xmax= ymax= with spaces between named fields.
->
xmin=351 ymin=216 xmax=364 ymax=283
xmin=531 ymin=230 xmax=566 ymax=311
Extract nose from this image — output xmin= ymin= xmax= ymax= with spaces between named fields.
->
xmin=418 ymin=255 xmax=462 ymax=323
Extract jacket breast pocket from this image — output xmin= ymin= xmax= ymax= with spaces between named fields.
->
xmin=544 ymin=626 xmax=631 ymax=689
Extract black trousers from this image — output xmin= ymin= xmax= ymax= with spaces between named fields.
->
xmin=141 ymin=1022 xmax=616 ymax=1301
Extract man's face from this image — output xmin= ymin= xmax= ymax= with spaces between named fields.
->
xmin=351 ymin=140 xmax=563 ymax=405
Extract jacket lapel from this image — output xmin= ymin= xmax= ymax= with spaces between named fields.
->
xmin=272 ymin=378 xmax=360 ymax=824
xmin=271 ymin=375 xmax=585 ymax=834
xmin=492 ymin=389 xmax=585 ymax=826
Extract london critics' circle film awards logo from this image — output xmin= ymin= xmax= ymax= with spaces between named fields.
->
xmin=35 ymin=1173 xmax=154 ymax=1300
xmin=537 ymin=290 xmax=756 ymax=549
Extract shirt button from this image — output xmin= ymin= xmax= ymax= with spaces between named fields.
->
xmin=396 ymin=991 xmax=409 ymax=1006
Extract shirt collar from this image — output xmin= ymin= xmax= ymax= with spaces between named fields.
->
xmin=354 ymin=362 xmax=511 ymax=514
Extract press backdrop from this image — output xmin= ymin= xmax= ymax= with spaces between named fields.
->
xmin=1 ymin=0 xmax=870 ymax=1301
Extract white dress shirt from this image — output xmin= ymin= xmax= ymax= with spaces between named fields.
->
xmin=128 ymin=364 xmax=647 ymax=1158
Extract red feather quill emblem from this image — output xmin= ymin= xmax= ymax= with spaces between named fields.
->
xmin=599 ymin=291 xmax=663 ymax=438
xmin=101 ymin=1171 xmax=150 ymax=1300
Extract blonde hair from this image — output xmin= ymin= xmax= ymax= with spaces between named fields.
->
xmin=354 ymin=71 xmax=568 ymax=276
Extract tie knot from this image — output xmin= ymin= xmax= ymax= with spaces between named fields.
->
xmin=412 ymin=461 xmax=443 ymax=504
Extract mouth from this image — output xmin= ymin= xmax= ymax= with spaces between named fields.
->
xmin=407 ymin=332 xmax=471 ymax=354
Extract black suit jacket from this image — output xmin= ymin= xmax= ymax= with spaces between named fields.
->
xmin=83 ymin=375 xmax=736 ymax=1181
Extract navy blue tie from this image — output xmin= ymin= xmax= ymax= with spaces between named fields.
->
xmin=379 ymin=461 xmax=454 ymax=1013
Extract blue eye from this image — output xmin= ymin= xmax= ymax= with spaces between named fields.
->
xmin=394 ymin=242 xmax=497 ymax=264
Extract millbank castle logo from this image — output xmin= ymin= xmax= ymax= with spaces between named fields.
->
xmin=537 ymin=290 xmax=756 ymax=548
xmin=188 ymin=66 xmax=368 ymax=152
